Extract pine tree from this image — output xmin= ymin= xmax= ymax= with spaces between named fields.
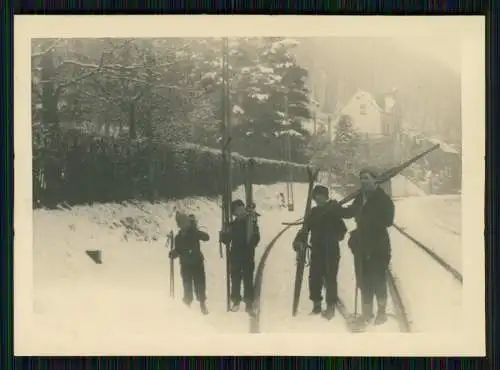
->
xmin=331 ymin=115 xmax=360 ymax=179
xmin=195 ymin=37 xmax=312 ymax=159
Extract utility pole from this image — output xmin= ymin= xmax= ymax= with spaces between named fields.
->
xmin=223 ymin=37 xmax=232 ymax=207
xmin=284 ymin=92 xmax=294 ymax=212
xmin=220 ymin=36 xmax=232 ymax=311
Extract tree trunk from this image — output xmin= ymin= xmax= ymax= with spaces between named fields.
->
xmin=128 ymin=102 xmax=136 ymax=139
xmin=40 ymin=48 xmax=62 ymax=207
xmin=40 ymin=52 xmax=59 ymax=130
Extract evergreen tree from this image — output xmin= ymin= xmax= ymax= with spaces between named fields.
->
xmin=331 ymin=115 xmax=361 ymax=179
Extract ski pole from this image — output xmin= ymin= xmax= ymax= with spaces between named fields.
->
xmin=354 ymin=255 xmax=363 ymax=317
xmin=354 ymin=282 xmax=358 ymax=316
xmin=169 ymin=230 xmax=175 ymax=298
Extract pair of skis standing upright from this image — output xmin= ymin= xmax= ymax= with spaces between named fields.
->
xmin=219 ymin=153 xmax=258 ymax=313
xmin=167 ymin=156 xmax=257 ymax=313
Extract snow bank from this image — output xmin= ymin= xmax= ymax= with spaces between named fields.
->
xmin=391 ymin=175 xmax=427 ymax=198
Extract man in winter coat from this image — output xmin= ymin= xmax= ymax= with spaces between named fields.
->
xmin=169 ymin=212 xmax=210 ymax=315
xmin=295 ymin=185 xmax=348 ymax=320
xmin=220 ymin=199 xmax=261 ymax=315
xmin=341 ymin=168 xmax=395 ymax=325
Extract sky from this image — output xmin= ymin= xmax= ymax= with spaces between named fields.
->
xmin=390 ymin=37 xmax=462 ymax=74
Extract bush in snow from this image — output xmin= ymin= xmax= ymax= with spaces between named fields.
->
xmin=33 ymin=128 xmax=310 ymax=209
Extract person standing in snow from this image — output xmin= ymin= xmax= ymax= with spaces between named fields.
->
xmin=295 ymin=185 xmax=348 ymax=320
xmin=169 ymin=211 xmax=210 ymax=315
xmin=341 ymin=168 xmax=395 ymax=326
xmin=220 ymin=199 xmax=261 ymax=315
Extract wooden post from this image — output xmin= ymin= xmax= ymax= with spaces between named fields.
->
xmin=328 ymin=115 xmax=332 ymax=142
xmin=284 ymin=93 xmax=294 ymax=211
xmin=313 ymin=111 xmax=317 ymax=136
xmin=222 ymin=37 xmax=232 ymax=311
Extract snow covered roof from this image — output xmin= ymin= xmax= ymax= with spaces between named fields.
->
xmin=426 ymin=137 xmax=459 ymax=154
xmin=402 ymin=129 xmax=459 ymax=155
xmin=351 ymin=90 xmax=384 ymax=113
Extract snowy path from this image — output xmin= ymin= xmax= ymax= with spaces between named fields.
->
xmin=258 ymin=224 xmax=348 ymax=333
xmin=388 ymin=228 xmax=462 ymax=333
xmin=393 ymin=195 xmax=462 ymax=275
xmin=28 ymin=182 xmax=463 ymax=353
xmin=336 ymin=236 xmax=402 ymax=333
xmin=318 ymin=184 xmax=462 ymax=332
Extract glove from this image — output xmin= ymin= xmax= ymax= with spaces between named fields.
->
xmin=219 ymin=230 xmax=230 ymax=245
xmin=169 ymin=250 xmax=178 ymax=259
xmin=292 ymin=237 xmax=308 ymax=252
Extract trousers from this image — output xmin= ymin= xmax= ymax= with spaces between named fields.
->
xmin=354 ymin=252 xmax=390 ymax=317
xmin=180 ymin=260 xmax=207 ymax=304
xmin=308 ymin=245 xmax=340 ymax=306
xmin=230 ymin=256 xmax=255 ymax=305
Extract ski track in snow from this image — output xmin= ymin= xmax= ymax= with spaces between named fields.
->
xmin=393 ymin=195 xmax=462 ymax=275
xmin=30 ymin=181 xmax=462 ymax=353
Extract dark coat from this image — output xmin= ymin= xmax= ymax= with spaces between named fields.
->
xmin=221 ymin=216 xmax=260 ymax=262
xmin=172 ymin=227 xmax=210 ymax=265
xmin=301 ymin=201 xmax=348 ymax=252
xmin=341 ymin=186 xmax=395 ymax=258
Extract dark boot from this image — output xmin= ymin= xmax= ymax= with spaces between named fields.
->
xmin=200 ymin=301 xmax=209 ymax=315
xmin=245 ymin=302 xmax=255 ymax=316
xmin=322 ymin=304 xmax=336 ymax=320
xmin=374 ymin=300 xmax=387 ymax=325
xmin=374 ymin=312 xmax=387 ymax=325
xmin=310 ymin=301 xmax=322 ymax=315
xmin=362 ymin=313 xmax=374 ymax=324
xmin=374 ymin=305 xmax=387 ymax=325
xmin=230 ymin=301 xmax=241 ymax=312
xmin=362 ymin=302 xmax=374 ymax=323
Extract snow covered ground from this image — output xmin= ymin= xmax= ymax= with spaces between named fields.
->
xmin=393 ymin=195 xmax=462 ymax=274
xmin=391 ymin=174 xmax=427 ymax=198
xmin=28 ymin=180 xmax=462 ymax=353
xmin=30 ymin=183 xmax=346 ymax=354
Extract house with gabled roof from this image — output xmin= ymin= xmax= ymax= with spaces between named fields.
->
xmin=331 ymin=90 xmax=386 ymax=140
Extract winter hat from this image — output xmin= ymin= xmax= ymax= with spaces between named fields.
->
xmin=175 ymin=211 xmax=189 ymax=226
xmin=312 ymin=185 xmax=329 ymax=197
xmin=231 ymin=199 xmax=245 ymax=214
xmin=359 ymin=166 xmax=379 ymax=178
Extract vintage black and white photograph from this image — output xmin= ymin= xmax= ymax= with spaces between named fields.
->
xmin=15 ymin=16 xmax=485 ymax=355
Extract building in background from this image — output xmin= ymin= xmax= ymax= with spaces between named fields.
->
xmin=330 ymin=90 xmax=385 ymax=140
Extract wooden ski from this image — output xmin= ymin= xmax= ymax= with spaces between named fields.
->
xmin=244 ymin=158 xmax=259 ymax=245
xmin=291 ymin=167 xmax=319 ymax=316
xmin=282 ymin=144 xmax=440 ymax=226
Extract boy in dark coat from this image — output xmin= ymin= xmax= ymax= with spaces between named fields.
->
xmin=169 ymin=212 xmax=210 ymax=315
xmin=341 ymin=168 xmax=395 ymax=325
xmin=295 ymin=185 xmax=348 ymax=320
xmin=220 ymin=199 xmax=261 ymax=314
